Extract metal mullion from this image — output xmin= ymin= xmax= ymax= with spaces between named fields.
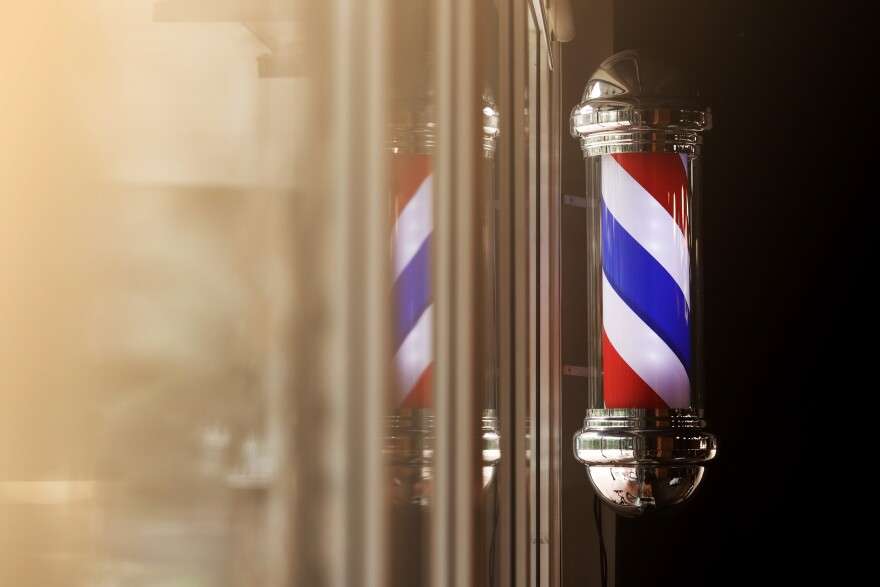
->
xmin=432 ymin=0 xmax=483 ymax=585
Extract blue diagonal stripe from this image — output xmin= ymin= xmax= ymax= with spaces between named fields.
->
xmin=393 ymin=233 xmax=432 ymax=350
xmin=601 ymin=200 xmax=691 ymax=373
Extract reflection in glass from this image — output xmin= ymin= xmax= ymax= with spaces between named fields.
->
xmin=383 ymin=0 xmax=503 ymax=585
xmin=480 ymin=2 xmax=502 ymax=585
xmin=385 ymin=1 xmax=435 ymax=585
xmin=480 ymin=89 xmax=502 ymax=587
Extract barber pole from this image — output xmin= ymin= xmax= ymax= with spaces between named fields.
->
xmin=392 ymin=154 xmax=433 ymax=409
xmin=571 ymin=50 xmax=716 ymax=515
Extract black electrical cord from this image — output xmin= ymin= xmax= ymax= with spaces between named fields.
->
xmin=593 ymin=494 xmax=608 ymax=587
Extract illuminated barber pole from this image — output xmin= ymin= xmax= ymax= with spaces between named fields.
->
xmin=392 ymin=154 xmax=434 ymax=409
xmin=571 ymin=50 xmax=717 ymax=515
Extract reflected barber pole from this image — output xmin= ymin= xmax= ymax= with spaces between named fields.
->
xmin=601 ymin=152 xmax=691 ymax=409
xmin=392 ymin=154 xmax=434 ymax=408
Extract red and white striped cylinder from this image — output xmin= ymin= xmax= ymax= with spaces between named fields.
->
xmin=599 ymin=151 xmax=692 ymax=410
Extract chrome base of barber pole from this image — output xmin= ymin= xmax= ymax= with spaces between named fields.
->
xmin=574 ymin=409 xmax=716 ymax=516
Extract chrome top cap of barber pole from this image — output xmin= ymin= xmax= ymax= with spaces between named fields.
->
xmin=570 ymin=49 xmax=712 ymax=157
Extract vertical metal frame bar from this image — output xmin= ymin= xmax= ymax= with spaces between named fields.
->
xmin=496 ymin=0 xmax=534 ymax=586
xmin=342 ymin=0 xmax=392 ymax=581
xmin=304 ymin=1 xmax=390 ymax=586
xmin=527 ymin=13 xmax=539 ymax=585
xmin=527 ymin=2 xmax=562 ymax=585
xmin=548 ymin=43 xmax=564 ymax=587
xmin=501 ymin=0 xmax=533 ymax=585
xmin=537 ymin=23 xmax=562 ymax=587
xmin=432 ymin=0 xmax=484 ymax=585
xmin=357 ymin=4 xmax=391 ymax=585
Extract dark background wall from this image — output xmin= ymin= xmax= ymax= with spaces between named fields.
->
xmin=560 ymin=1 xmax=870 ymax=585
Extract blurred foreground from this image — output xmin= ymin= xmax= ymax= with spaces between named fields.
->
xmin=1 ymin=3 xmax=306 ymax=585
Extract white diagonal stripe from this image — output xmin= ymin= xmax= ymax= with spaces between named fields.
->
xmin=679 ymin=153 xmax=689 ymax=177
xmin=393 ymin=303 xmax=433 ymax=404
xmin=601 ymin=155 xmax=690 ymax=305
xmin=603 ymin=274 xmax=690 ymax=408
xmin=393 ymin=174 xmax=433 ymax=280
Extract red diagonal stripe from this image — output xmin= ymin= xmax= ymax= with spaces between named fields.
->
xmin=602 ymin=329 xmax=669 ymax=409
xmin=611 ymin=152 xmax=689 ymax=238
xmin=393 ymin=154 xmax=432 ymax=217
xmin=400 ymin=362 xmax=432 ymax=409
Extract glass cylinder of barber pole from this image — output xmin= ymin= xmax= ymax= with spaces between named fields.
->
xmin=571 ymin=50 xmax=717 ymax=516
